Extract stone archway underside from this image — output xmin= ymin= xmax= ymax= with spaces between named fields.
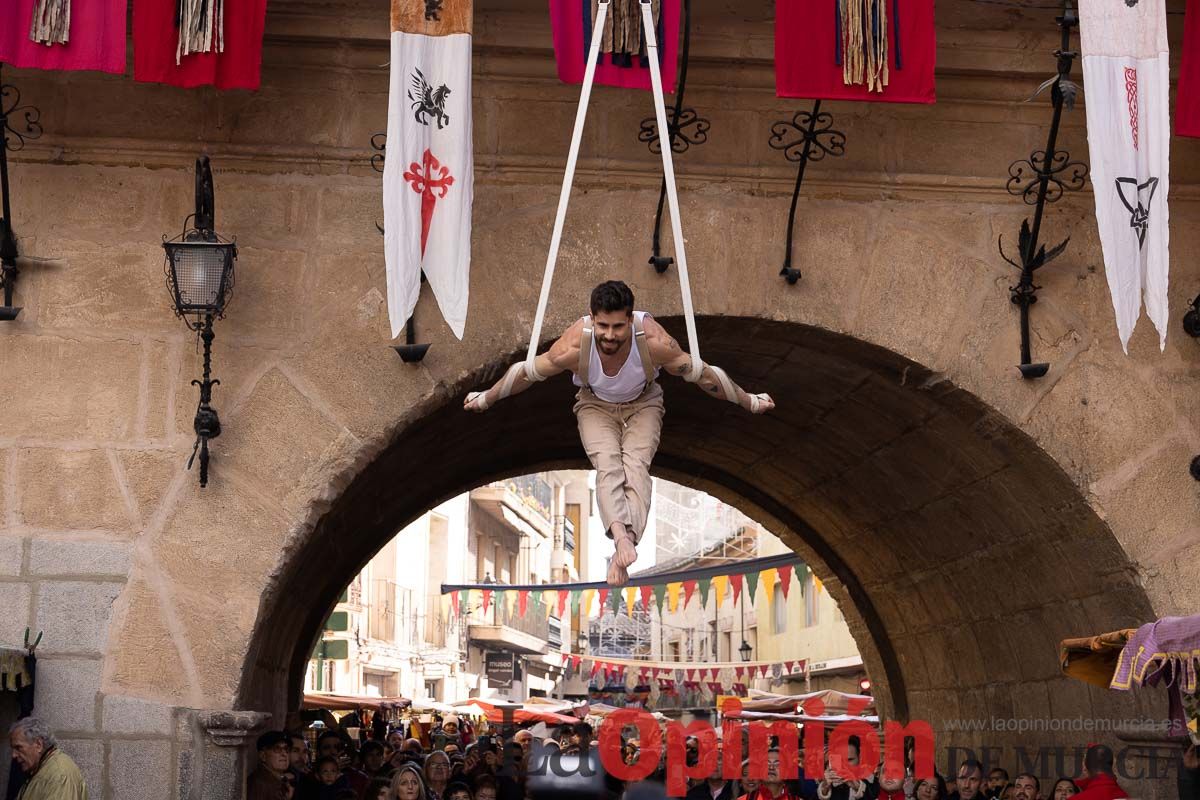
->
xmin=241 ymin=316 xmax=1154 ymax=751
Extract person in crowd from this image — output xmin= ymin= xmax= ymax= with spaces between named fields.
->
xmin=686 ymin=742 xmax=735 ymax=800
xmin=426 ymin=750 xmax=453 ymax=800
xmin=987 ymin=771 xmax=1010 ymax=800
xmin=1179 ymin=744 xmax=1199 ymax=800
xmin=366 ymin=778 xmax=391 ymax=800
xmin=388 ymin=730 xmax=407 ymax=753
xmin=817 ymin=740 xmax=871 ymax=800
xmin=877 ymin=767 xmax=905 ymax=800
xmin=248 ymin=730 xmax=293 ymax=800
xmin=1047 ymin=779 xmax=1078 ymax=800
xmin=361 ymin=740 xmax=391 ymax=780
xmin=951 ymin=762 xmax=985 ymax=800
xmin=9 ymin=718 xmax=87 ymax=800
xmin=761 ymin=750 xmax=801 ymax=800
xmin=393 ymin=764 xmax=429 ymax=800
xmin=1073 ymin=745 xmax=1126 ymax=800
xmin=1013 ymin=774 xmax=1039 ymax=800
xmin=572 ymin=722 xmax=594 ymax=753
xmin=913 ymin=776 xmax=948 ymax=800
xmin=473 ymin=774 xmax=499 ymax=800
xmin=739 ymin=757 xmax=762 ymax=800
xmin=512 ymin=729 xmax=533 ymax=752
xmin=446 ymin=781 xmax=473 ymax=800
xmin=445 ymin=744 xmax=461 ymax=756
xmin=314 ymin=756 xmax=353 ymax=800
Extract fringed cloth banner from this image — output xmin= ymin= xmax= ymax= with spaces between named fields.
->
xmin=1080 ymin=0 xmax=1171 ymax=351
xmin=382 ymin=0 xmax=474 ymax=340
xmin=0 ymin=0 xmax=125 ymax=73
xmin=550 ymin=0 xmax=681 ymax=92
xmin=1177 ymin=0 xmax=1200 ymax=138
xmin=775 ymin=0 xmax=935 ymax=104
xmin=1109 ymin=614 xmax=1200 ymax=740
xmin=133 ymin=0 xmax=268 ymax=89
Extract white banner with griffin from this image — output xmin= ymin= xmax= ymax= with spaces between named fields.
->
xmin=383 ymin=0 xmax=474 ymax=340
xmin=1080 ymin=0 xmax=1171 ymax=352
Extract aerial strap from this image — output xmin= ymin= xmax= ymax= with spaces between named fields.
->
xmin=524 ymin=0 xmax=703 ymax=384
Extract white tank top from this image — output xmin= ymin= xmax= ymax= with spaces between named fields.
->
xmin=572 ymin=311 xmax=660 ymax=403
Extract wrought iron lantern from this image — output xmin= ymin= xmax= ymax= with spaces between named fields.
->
xmin=163 ymin=155 xmax=237 ymax=488
xmin=738 ymin=640 xmax=752 ymax=663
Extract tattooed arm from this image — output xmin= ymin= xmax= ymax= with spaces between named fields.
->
xmin=464 ymin=319 xmax=581 ymax=412
xmin=643 ymin=316 xmax=775 ymax=414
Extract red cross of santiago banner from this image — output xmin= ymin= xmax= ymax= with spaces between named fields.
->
xmin=1080 ymin=0 xmax=1170 ymax=351
xmin=384 ymin=0 xmax=474 ymax=340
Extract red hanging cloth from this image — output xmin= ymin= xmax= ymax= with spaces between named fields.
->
xmin=1179 ymin=0 xmax=1200 ymax=137
xmin=133 ymin=0 xmax=269 ymax=89
xmin=0 ymin=0 xmax=125 ymax=73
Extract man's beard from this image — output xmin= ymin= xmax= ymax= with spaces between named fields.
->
xmin=599 ymin=339 xmax=623 ymax=353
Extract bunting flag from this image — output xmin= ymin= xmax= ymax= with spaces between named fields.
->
xmin=730 ymin=573 xmax=743 ymax=606
xmin=0 ymin=0 xmax=125 ymax=73
xmin=1179 ymin=0 xmax=1200 ymax=137
xmin=543 ymin=589 xmax=556 ymax=619
xmin=462 ymin=588 xmax=473 ymax=611
xmin=759 ymin=663 xmax=769 ymax=678
xmin=639 ymin=584 xmax=654 ymax=612
xmin=557 ymin=589 xmax=569 ymax=617
xmin=518 ymin=590 xmax=529 ymax=617
xmin=598 ymin=587 xmax=609 ymax=612
xmin=440 ymin=593 xmax=452 ymax=623
xmin=775 ymin=0 xmax=936 ymax=104
xmin=608 ymin=587 xmax=621 ymax=614
xmin=667 ymin=582 xmax=681 ymax=613
xmin=382 ymin=0 xmax=474 ymax=341
xmin=698 ymin=577 xmax=711 ymax=609
xmin=571 ymin=655 xmax=582 ymax=671
xmin=481 ymin=588 xmax=492 ymax=614
xmin=590 ymin=661 xmax=601 ymax=678
xmin=713 ymin=574 xmax=728 ymax=611
xmin=778 ymin=565 xmax=794 ymax=600
xmin=132 ymin=0 xmax=269 ymax=88
xmin=707 ymin=681 xmax=725 ymax=696
xmin=624 ymin=586 xmax=638 ymax=614
xmin=682 ymin=580 xmax=697 ymax=609
xmin=813 ymin=574 xmax=825 ymax=595
xmin=505 ymin=589 xmax=518 ymax=617
xmin=652 ymin=584 xmax=667 ymax=615
xmin=761 ymin=568 xmax=777 ymax=608
xmin=1080 ymin=0 xmax=1171 ymax=351
xmin=450 ymin=590 xmax=460 ymax=617
xmin=735 ymin=666 xmax=745 ymax=679
xmin=582 ymin=588 xmax=595 ymax=617
xmin=687 ymin=668 xmax=697 ymax=681
xmin=745 ymin=570 xmax=759 ymax=605
xmin=548 ymin=0 xmax=681 ymax=93
xmin=570 ymin=589 xmax=581 ymax=616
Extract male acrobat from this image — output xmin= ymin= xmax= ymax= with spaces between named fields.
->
xmin=464 ymin=281 xmax=774 ymax=586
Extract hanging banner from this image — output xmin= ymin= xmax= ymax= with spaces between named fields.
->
xmin=133 ymin=0 xmax=269 ymax=89
xmin=0 ymin=0 xmax=125 ymax=73
xmin=485 ymin=651 xmax=515 ymax=687
xmin=775 ymin=0 xmax=936 ymax=104
xmin=1179 ymin=0 xmax=1200 ymax=137
xmin=383 ymin=0 xmax=474 ymax=340
xmin=548 ymin=0 xmax=681 ymax=93
xmin=1080 ymin=0 xmax=1170 ymax=351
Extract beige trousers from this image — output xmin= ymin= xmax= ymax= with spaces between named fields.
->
xmin=573 ymin=382 xmax=665 ymax=545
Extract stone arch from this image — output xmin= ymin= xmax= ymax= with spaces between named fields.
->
xmin=238 ymin=315 xmax=1154 ymax=756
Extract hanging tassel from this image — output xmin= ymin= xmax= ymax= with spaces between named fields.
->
xmin=29 ymin=0 xmax=71 ymax=46
xmin=838 ymin=0 xmax=889 ymax=92
xmin=176 ymin=0 xmax=226 ymax=64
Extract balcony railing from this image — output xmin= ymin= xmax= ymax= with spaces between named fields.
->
xmin=492 ymin=475 xmax=554 ymax=525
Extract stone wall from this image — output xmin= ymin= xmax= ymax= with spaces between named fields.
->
xmin=1 ymin=0 xmax=1198 ymax=797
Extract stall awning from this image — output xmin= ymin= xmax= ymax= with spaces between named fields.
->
xmin=739 ymin=689 xmax=875 ymax=716
xmin=469 ymin=699 xmax=580 ymax=725
xmin=1058 ymin=628 xmax=1136 ymax=689
xmin=302 ymin=692 xmax=411 ymax=711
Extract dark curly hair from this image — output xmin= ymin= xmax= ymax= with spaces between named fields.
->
xmin=590 ymin=281 xmax=634 ymax=317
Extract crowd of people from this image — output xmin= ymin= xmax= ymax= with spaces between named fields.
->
xmin=248 ymin=712 xmax=1200 ymax=800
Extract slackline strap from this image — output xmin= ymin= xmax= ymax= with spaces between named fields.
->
xmin=524 ymin=0 xmax=703 ymax=384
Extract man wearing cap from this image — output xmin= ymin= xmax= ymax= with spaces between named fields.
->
xmin=249 ymin=730 xmax=295 ymax=800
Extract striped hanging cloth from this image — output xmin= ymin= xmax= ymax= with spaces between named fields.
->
xmin=29 ymin=0 xmax=71 ymax=45
xmin=837 ymin=0 xmax=889 ymax=92
xmin=175 ymin=0 xmax=225 ymax=64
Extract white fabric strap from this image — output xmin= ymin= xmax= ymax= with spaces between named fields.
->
xmin=498 ymin=361 xmax=525 ymax=399
xmin=524 ymin=358 xmax=548 ymax=383
xmin=466 ymin=391 xmax=489 ymax=411
xmin=641 ymin=0 xmax=702 ymax=383
xmin=524 ymin=1 xmax=610 ymax=377
xmin=523 ymin=0 xmax=703 ymax=383
xmin=707 ymin=365 xmax=740 ymax=405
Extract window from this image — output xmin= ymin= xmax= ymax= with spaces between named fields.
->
xmin=772 ymin=585 xmax=787 ymax=634
xmin=804 ymin=575 xmax=819 ymax=627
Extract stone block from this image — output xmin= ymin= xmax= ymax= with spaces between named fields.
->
xmin=33 ymin=658 xmax=101 ymax=734
xmin=106 ymin=579 xmax=192 ymax=703
xmin=115 ymin=450 xmax=181 ymax=526
xmin=0 ymin=537 xmax=25 ymax=576
xmin=18 ymin=449 xmax=133 ymax=533
xmin=218 ymin=246 xmax=309 ymax=340
xmin=0 ymin=335 xmax=144 ymax=441
xmin=34 ymin=581 xmax=124 ymax=655
xmin=0 ymin=582 xmax=32 ymax=647
xmin=57 ymin=739 xmax=104 ymax=798
xmin=29 ymin=539 xmax=131 ymax=578
xmin=102 ymin=694 xmax=174 ymax=736
xmin=109 ymin=739 xmax=174 ymax=800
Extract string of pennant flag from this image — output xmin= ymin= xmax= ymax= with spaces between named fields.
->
xmin=438 ymin=554 xmax=822 ymax=620
xmin=557 ymin=651 xmax=809 ymax=685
